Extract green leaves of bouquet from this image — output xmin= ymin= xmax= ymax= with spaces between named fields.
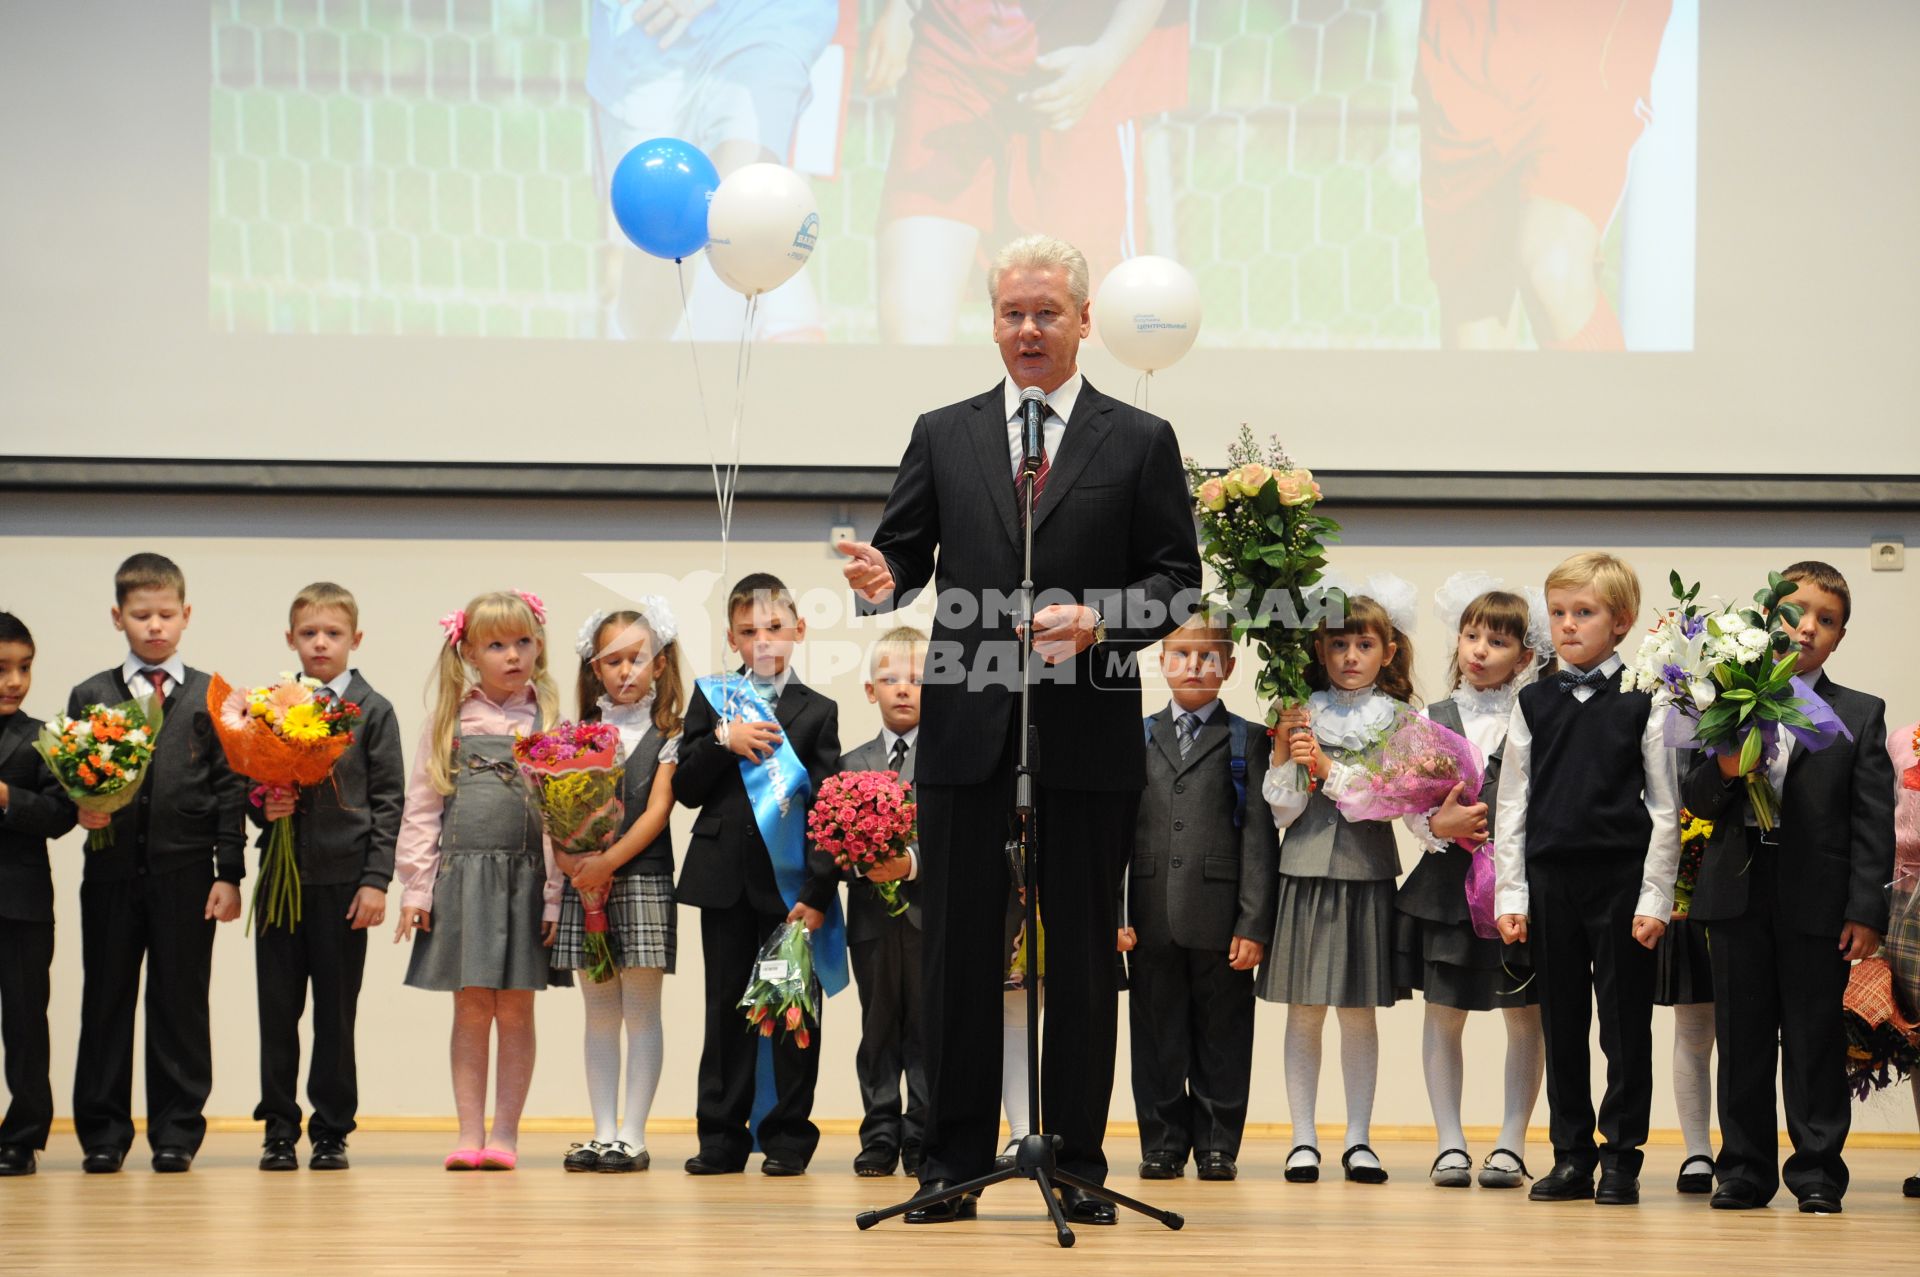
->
xmin=1685 ymin=570 xmax=1814 ymax=777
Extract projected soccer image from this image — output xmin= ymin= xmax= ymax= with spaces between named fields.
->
xmin=208 ymin=0 xmax=1697 ymax=351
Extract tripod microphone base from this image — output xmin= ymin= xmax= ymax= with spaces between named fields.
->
xmin=855 ymin=1134 xmax=1184 ymax=1247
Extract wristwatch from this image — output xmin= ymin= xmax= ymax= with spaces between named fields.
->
xmin=1089 ymin=606 xmax=1107 ymax=645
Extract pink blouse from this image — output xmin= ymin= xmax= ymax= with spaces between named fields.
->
xmin=1891 ymin=721 xmax=1919 ymax=881
xmin=395 ymin=685 xmax=561 ymax=920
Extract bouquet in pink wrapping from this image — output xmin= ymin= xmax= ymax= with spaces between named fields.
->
xmin=807 ymin=770 xmax=916 ymax=917
xmin=1330 ymin=709 xmax=1501 ymax=938
xmin=514 ymin=721 xmax=626 ymax=982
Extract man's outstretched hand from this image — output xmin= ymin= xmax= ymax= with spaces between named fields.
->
xmin=838 ymin=540 xmax=896 ymax=603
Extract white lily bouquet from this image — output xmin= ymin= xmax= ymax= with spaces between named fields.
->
xmin=1623 ymin=571 xmax=1849 ymax=831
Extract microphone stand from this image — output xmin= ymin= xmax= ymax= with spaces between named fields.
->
xmin=856 ymin=425 xmax=1186 ymax=1248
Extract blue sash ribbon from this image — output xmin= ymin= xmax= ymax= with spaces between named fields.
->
xmin=697 ymin=674 xmax=848 ymax=997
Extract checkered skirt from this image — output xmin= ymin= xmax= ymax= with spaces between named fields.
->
xmin=551 ymin=872 xmax=677 ymax=973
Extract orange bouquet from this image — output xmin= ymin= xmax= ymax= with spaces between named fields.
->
xmin=208 ymin=673 xmax=361 ymax=932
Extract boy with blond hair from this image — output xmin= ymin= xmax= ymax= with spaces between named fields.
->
xmin=1494 ymin=552 xmax=1680 ymax=1207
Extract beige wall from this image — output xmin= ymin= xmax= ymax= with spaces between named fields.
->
xmin=2 ymin=494 xmax=1915 ymax=1138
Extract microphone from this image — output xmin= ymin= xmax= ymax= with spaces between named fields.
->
xmin=1019 ymin=385 xmax=1047 ymax=476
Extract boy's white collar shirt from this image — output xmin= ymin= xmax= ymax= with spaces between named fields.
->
xmin=1166 ymin=698 xmax=1222 ymax=725
xmin=120 ymin=652 xmax=186 ymax=696
xmin=321 ymin=670 xmax=354 ymax=698
xmin=1002 ymin=372 xmax=1082 ymax=477
xmin=881 ymin=726 xmax=919 ymax=754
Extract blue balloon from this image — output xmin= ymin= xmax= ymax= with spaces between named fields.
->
xmin=609 ymin=137 xmax=720 ymax=261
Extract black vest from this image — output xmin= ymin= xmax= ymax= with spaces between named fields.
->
xmin=615 ymin=724 xmax=674 ymax=877
xmin=1518 ymin=675 xmax=1654 ymax=859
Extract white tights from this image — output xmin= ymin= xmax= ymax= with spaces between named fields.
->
xmin=580 ymin=967 xmax=666 ymax=1148
xmin=1670 ymin=1002 xmax=1717 ymax=1164
xmin=1420 ymin=1002 xmax=1545 ymax=1170
xmin=1285 ymin=1004 xmax=1382 ymax=1171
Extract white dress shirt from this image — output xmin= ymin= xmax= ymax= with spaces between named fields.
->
xmin=120 ymin=652 xmax=186 ymax=701
xmin=1493 ymin=653 xmax=1682 ymax=919
xmin=879 ymin=725 xmax=920 ymax=880
xmin=1001 ymin=371 xmax=1081 ymax=477
xmin=321 ymin=669 xmax=355 ymax=699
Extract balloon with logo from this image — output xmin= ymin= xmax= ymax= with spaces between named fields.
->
xmin=1094 ymin=255 xmax=1203 ymax=373
xmin=705 ymin=162 xmax=820 ymax=297
xmin=609 ymin=137 xmax=719 ymax=262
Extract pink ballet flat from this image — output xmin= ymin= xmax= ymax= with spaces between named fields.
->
xmin=443 ymin=1148 xmax=484 ymax=1170
xmin=479 ymin=1148 xmax=518 ymax=1171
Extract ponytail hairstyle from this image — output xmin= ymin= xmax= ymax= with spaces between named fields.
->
xmin=424 ymin=590 xmax=558 ymax=795
xmin=1306 ymin=593 xmax=1418 ymax=706
xmin=1445 ymin=590 xmax=1538 ymax=694
xmin=577 ymin=609 xmax=685 ymax=740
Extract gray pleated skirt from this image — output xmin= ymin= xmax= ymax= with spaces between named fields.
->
xmin=1258 ymin=874 xmax=1406 ymax=1008
xmin=405 ymin=847 xmax=554 ymax=992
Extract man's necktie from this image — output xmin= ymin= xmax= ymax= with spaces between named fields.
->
xmin=1176 ymin=712 xmax=1199 ymax=759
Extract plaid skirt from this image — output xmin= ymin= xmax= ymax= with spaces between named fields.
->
xmin=551 ymin=872 xmax=677 ymax=973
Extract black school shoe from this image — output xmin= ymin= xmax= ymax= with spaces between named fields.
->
xmin=1341 ymin=1144 xmax=1388 ymax=1184
xmin=901 ymin=1141 xmax=924 ymax=1178
xmin=1196 ymin=1151 xmax=1237 ymax=1182
xmin=259 ymin=1138 xmax=299 ymax=1171
xmin=1710 ymin=1179 xmax=1767 ymax=1210
xmin=1904 ymin=1173 xmax=1920 ymax=1199
xmin=309 ymin=1139 xmax=350 ymax=1171
xmin=854 ymin=1144 xmax=899 ymax=1177
xmin=151 ymin=1147 xmax=194 ymax=1173
xmin=1529 ymin=1163 xmax=1595 ymax=1201
xmin=1595 ymin=1169 xmax=1640 ymax=1205
xmin=1797 ymin=1186 xmax=1842 ymax=1215
xmin=1138 ymin=1149 xmax=1184 ymax=1179
xmin=597 ymin=1142 xmax=646 ymax=1172
xmin=564 ymin=1142 xmax=602 ymax=1172
xmin=81 ymin=1147 xmax=125 ymax=1174
xmin=1676 ymin=1155 xmax=1714 ymax=1194
xmin=904 ymin=1180 xmax=979 ymax=1224
xmin=0 ymin=1145 xmax=36 ymax=1176
xmin=1283 ymin=1145 xmax=1321 ymax=1183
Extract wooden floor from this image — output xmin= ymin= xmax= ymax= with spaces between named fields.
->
xmin=4 ymin=1132 xmax=1916 ymax=1273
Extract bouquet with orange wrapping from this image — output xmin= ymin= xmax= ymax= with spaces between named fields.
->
xmin=208 ymin=673 xmax=361 ymax=933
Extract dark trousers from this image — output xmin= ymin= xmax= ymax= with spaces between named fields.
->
xmin=1527 ymin=853 xmax=1656 ymax=1176
xmin=1709 ymin=830 xmax=1852 ymax=1204
xmin=0 ymin=918 xmax=55 ymax=1149
xmin=1127 ymin=941 xmax=1254 ymax=1161
xmin=850 ymin=919 xmax=927 ymax=1154
xmin=695 ymin=896 xmax=822 ymax=1167
xmin=254 ymin=881 xmax=368 ymax=1144
xmin=73 ymin=864 xmax=217 ymax=1155
xmin=918 ymin=742 xmax=1139 ymax=1186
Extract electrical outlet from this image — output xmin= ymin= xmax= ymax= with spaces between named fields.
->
xmin=1869 ymin=539 xmax=1905 ymax=571
xmin=830 ymin=524 xmax=856 ymax=549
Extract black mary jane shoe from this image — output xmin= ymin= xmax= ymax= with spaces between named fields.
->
xmin=1196 ymin=1151 xmax=1237 ymax=1182
xmin=258 ymin=1138 xmax=299 ymax=1172
xmin=1059 ymin=1185 xmax=1118 ymax=1225
xmin=596 ymin=1142 xmax=645 ymax=1172
xmin=1676 ymin=1155 xmax=1714 ymax=1195
xmin=903 ymin=1180 xmax=979 ymax=1224
xmin=564 ymin=1142 xmax=603 ymax=1172
xmin=1710 ymin=1179 xmax=1766 ymax=1210
xmin=1138 ymin=1150 xmax=1184 ymax=1180
xmin=1283 ymin=1144 xmax=1321 ymax=1184
xmin=1342 ymin=1144 xmax=1388 ymax=1185
xmin=1477 ymin=1149 xmax=1530 ymax=1190
xmin=309 ymin=1139 xmax=350 ymax=1171
xmin=0 ymin=1145 xmax=37 ymax=1176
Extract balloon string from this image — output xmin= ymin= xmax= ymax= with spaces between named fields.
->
xmin=724 ymin=292 xmax=760 ymax=560
xmin=676 ymin=258 xmax=729 ymax=578
xmin=1134 ymin=371 xmax=1151 ymax=410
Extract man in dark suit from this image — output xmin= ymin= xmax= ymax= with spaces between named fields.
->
xmin=838 ymin=234 xmax=1201 ymax=1222
xmin=1125 ymin=614 xmax=1277 ymax=1183
xmin=0 ymin=612 xmax=78 ymax=1176
xmin=1681 ymin=562 xmax=1895 ymax=1214
xmin=839 ymin=626 xmax=928 ymax=1178
xmin=672 ymin=574 xmax=843 ymax=1176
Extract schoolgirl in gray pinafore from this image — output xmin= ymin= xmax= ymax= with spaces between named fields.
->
xmin=1392 ymin=698 xmax=1536 ymax=1011
xmin=404 ymin=728 xmax=556 ymax=992
xmin=1258 ymin=686 xmax=1408 ymax=1009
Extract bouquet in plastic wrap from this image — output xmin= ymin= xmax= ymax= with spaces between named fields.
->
xmin=209 ymin=673 xmax=360 ymax=932
xmin=1186 ymin=426 xmax=1340 ymax=792
xmin=739 ymin=920 xmax=818 ymax=1049
xmin=35 ymin=699 xmax=159 ymax=850
xmin=1673 ymin=810 xmax=1714 ymax=918
xmin=1623 ymin=572 xmax=1851 ymax=832
xmin=807 ymin=769 xmax=915 ymax=918
xmin=514 ymin=720 xmax=626 ymax=982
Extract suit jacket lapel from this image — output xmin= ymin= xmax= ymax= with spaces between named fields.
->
xmin=968 ymin=385 xmax=1023 ymax=548
xmin=1149 ymin=708 xmax=1182 ymax=771
xmin=1784 ymin=675 xmax=1832 ymax=781
xmin=0 ymin=712 xmax=30 ymax=772
xmin=1031 ymin=379 xmax=1113 ymax=535
xmin=1176 ymin=717 xmax=1230 ymax=778
xmin=774 ymin=682 xmax=808 ymax=731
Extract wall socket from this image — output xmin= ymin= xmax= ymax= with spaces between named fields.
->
xmin=1870 ymin=539 xmax=1905 ymax=571
xmin=830 ymin=524 xmax=856 ymax=549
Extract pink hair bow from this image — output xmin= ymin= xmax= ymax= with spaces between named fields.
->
xmin=438 ymin=609 xmax=467 ymax=647
xmin=514 ymin=590 xmax=547 ymax=624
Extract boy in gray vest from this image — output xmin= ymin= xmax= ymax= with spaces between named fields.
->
xmin=1125 ymin=612 xmax=1277 ymax=1181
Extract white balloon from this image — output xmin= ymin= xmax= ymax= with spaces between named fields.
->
xmin=1093 ymin=255 xmax=1203 ymax=372
xmin=704 ymin=163 xmax=820 ymax=297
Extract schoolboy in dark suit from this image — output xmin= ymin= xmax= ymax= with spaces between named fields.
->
xmin=1683 ymin=561 xmax=1895 ymax=1214
xmin=67 ymin=553 xmax=248 ymax=1173
xmin=0 ymin=612 xmax=78 ymax=1176
xmin=1125 ymin=613 xmax=1277 ymax=1183
xmin=250 ymin=583 xmax=405 ymax=1173
xmin=673 ymin=573 xmax=841 ymax=1176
